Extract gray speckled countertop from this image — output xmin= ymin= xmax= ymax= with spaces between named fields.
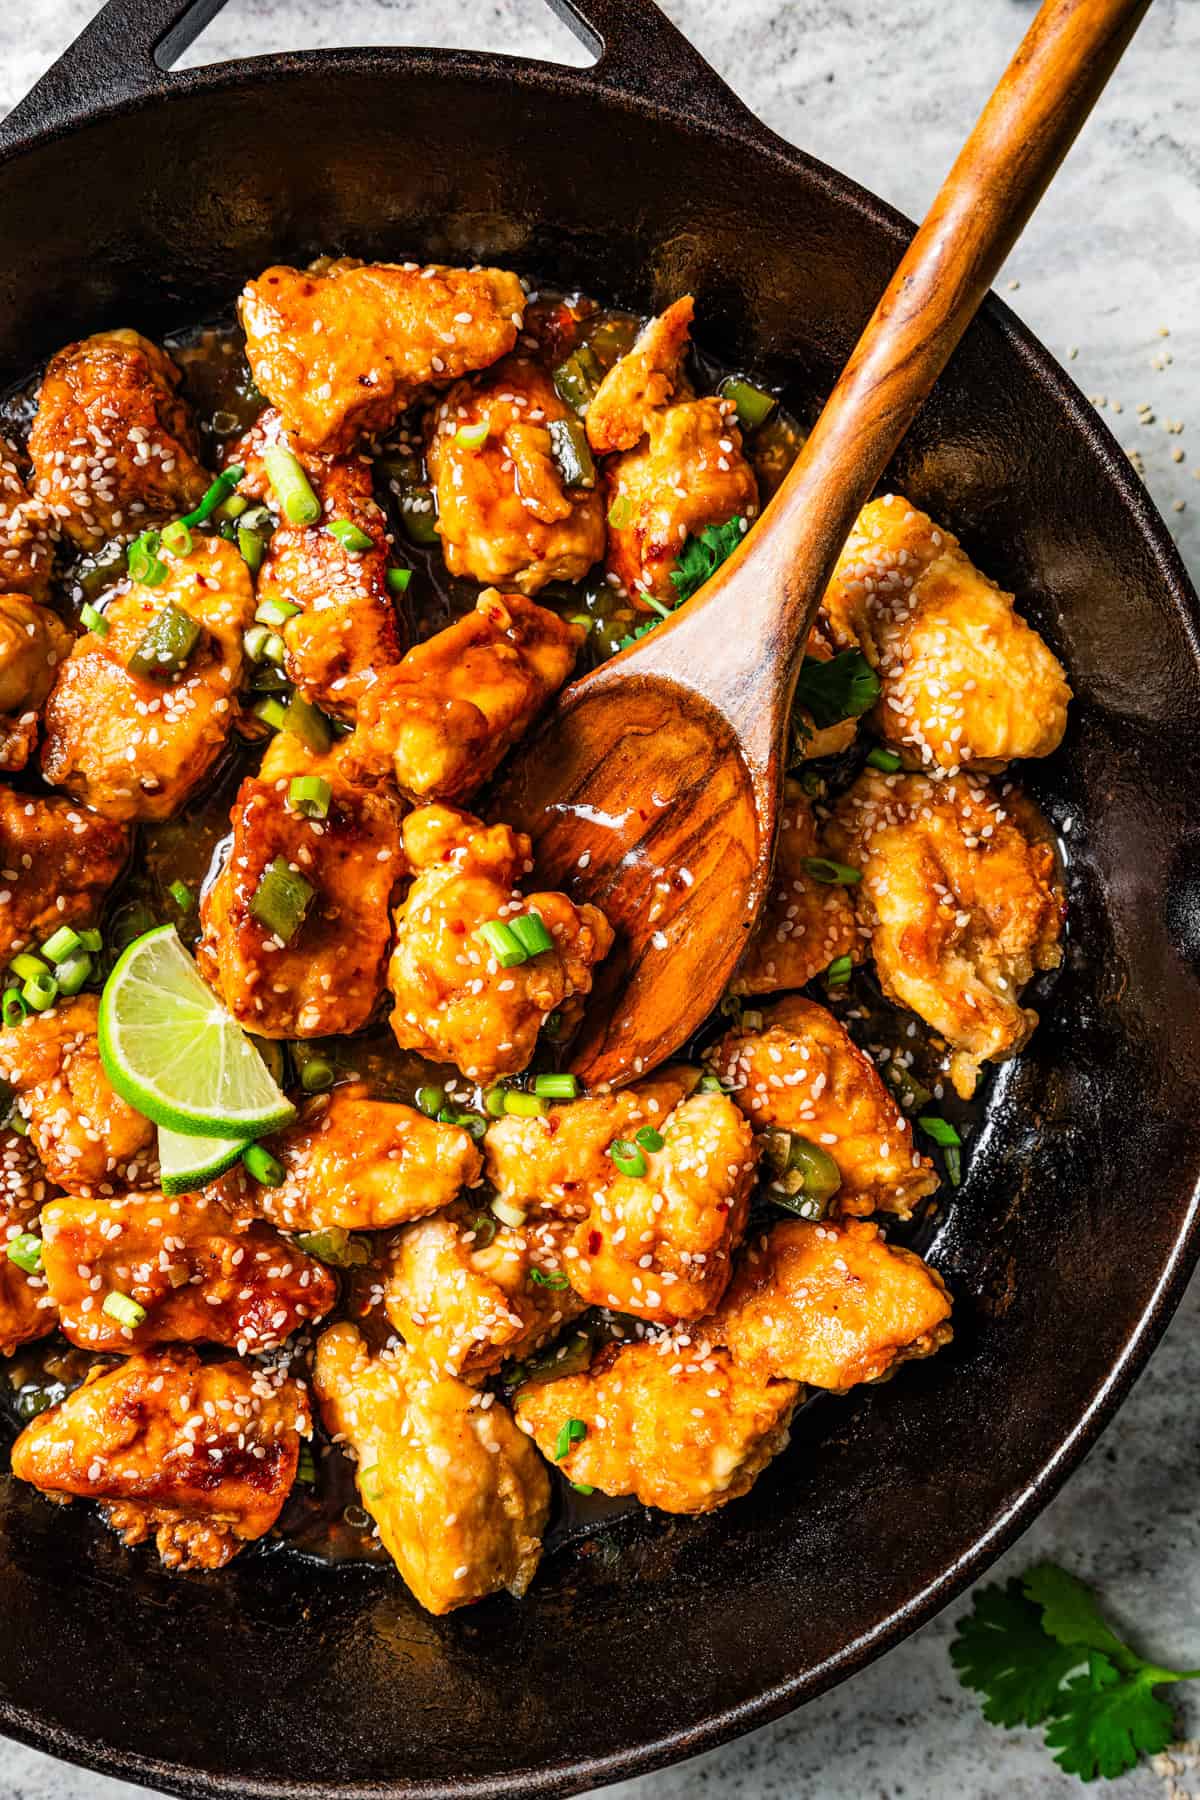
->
xmin=0 ymin=2 xmax=1198 ymax=1797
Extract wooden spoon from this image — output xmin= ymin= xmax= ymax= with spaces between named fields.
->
xmin=493 ymin=0 xmax=1148 ymax=1086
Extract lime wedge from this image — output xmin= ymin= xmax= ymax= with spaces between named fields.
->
xmin=158 ymin=1124 xmax=249 ymax=1197
xmin=99 ymin=925 xmax=295 ymax=1139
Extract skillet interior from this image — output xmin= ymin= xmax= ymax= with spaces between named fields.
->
xmin=1 ymin=10 xmax=1200 ymax=1797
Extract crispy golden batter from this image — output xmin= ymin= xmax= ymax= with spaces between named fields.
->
xmin=384 ymin=1203 xmax=585 ymax=1381
xmin=713 ymin=996 xmax=938 ymax=1219
xmin=387 ymin=805 xmax=612 ymax=1083
xmin=28 ymin=330 xmax=208 ymax=551
xmin=514 ymin=1336 xmax=799 ymax=1514
xmin=41 ymin=537 xmax=254 ymax=822
xmin=714 ymin=1219 xmax=951 ymax=1391
xmin=239 ymin=259 xmax=526 ymax=454
xmin=0 ymin=1127 xmax=57 ymax=1356
xmin=0 ymin=440 xmax=56 ymax=600
xmin=826 ymin=769 xmax=1065 ymax=1098
xmin=314 ymin=1321 xmax=550 ymax=1615
xmin=823 ymin=496 xmax=1071 ymax=771
xmin=0 ymin=595 xmax=72 ymax=772
xmin=235 ymin=412 xmax=402 ymax=717
xmin=733 ymin=780 xmax=857 ymax=996
xmin=197 ymin=769 xmax=403 ymax=1039
xmin=41 ymin=1187 xmax=337 ymax=1355
xmin=258 ymin=1082 xmax=482 ymax=1232
xmin=0 ymin=996 xmax=155 ymax=1192
xmin=586 ymin=296 xmax=696 ymax=456
xmin=11 ymin=1348 xmax=308 ymax=1570
xmin=345 ymin=590 xmax=583 ymax=805
xmin=426 ymin=356 xmax=606 ymax=593
xmin=0 ymin=787 xmax=128 ymax=963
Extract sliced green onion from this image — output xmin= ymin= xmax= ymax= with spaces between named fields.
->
xmin=554 ymin=1417 xmax=587 ymax=1461
xmin=454 ymin=420 xmax=491 ymax=450
xmin=161 ymin=519 xmax=193 ymax=557
xmin=250 ymin=856 xmax=314 ymax=944
xmin=634 ymin=1126 xmax=664 ymax=1152
xmin=80 ymin=602 xmax=109 ymax=637
xmin=255 ymin=596 xmax=301 ymax=628
xmin=166 ymin=879 xmax=193 ymax=913
xmin=41 ymin=926 xmax=82 ymax=964
xmin=216 ymin=492 xmax=250 ymax=523
xmin=243 ymin=1143 xmax=285 ymax=1186
xmin=825 ymin=954 xmax=853 ymax=987
xmin=468 ymin=1213 xmax=497 ymax=1248
xmin=866 ymin=746 xmax=902 ymax=773
xmin=238 ymin=525 xmax=265 ymax=573
xmin=328 ymin=519 xmax=373 ymax=554
xmin=21 ymin=972 xmax=58 ymax=1012
xmin=763 ymin=1132 xmax=842 ymax=1215
xmin=11 ymin=952 xmax=49 ymax=984
xmin=697 ymin=1072 xmax=729 ymax=1093
xmin=253 ymin=695 xmax=288 ymax=732
xmin=510 ymin=1328 xmax=594 ymax=1389
xmin=126 ymin=602 xmax=201 ymax=680
xmin=918 ymin=1115 xmax=962 ymax=1149
xmin=263 ymin=446 xmax=321 ymax=526
xmin=79 ymin=928 xmax=104 ymax=955
xmin=6 ymin=1108 xmax=27 ymax=1137
xmin=414 ymin=1084 xmax=446 ymax=1118
xmin=491 ymin=1197 xmax=527 ymax=1229
xmin=503 ymin=1091 xmax=546 ymax=1119
xmin=476 ymin=918 xmax=527 ymax=967
xmin=552 ymin=345 xmax=602 ymax=414
xmin=507 ymin=912 xmax=554 ymax=957
xmin=298 ymin=1056 xmax=334 ymax=1094
xmin=945 ymin=1144 xmax=963 ymax=1187
xmin=717 ymin=375 xmax=778 ymax=431
xmin=289 ymin=775 xmax=332 ymax=820
xmin=741 ymin=1009 xmax=764 ymax=1032
xmin=6 ymin=1232 xmax=42 ymax=1275
xmin=102 ymin=1290 xmax=146 ymax=1328
xmin=53 ymin=951 xmax=92 ymax=997
xmin=398 ymin=485 xmax=440 ymax=546
xmin=127 ymin=529 xmax=167 ymax=587
xmin=282 ymin=692 xmax=332 ymax=755
xmin=1 ymin=987 xmax=27 ymax=1028
xmin=296 ymin=1445 xmax=318 ymax=1485
xmin=566 ymin=613 xmax=592 ymax=632
xmin=548 ymin=417 xmax=596 ymax=489
xmin=243 ymin=624 xmax=272 ymax=663
xmin=529 ymin=1268 xmax=570 ymax=1289
xmin=454 ymin=1111 xmax=488 ymax=1141
xmin=608 ymin=1138 xmax=646 ymax=1179
xmin=607 ymin=494 xmax=634 ymax=530
xmin=386 ymin=567 xmax=412 ymax=595
xmin=533 ymin=1073 xmax=579 ymax=1100
xmin=571 ymin=1482 xmax=596 ymax=1496
xmin=181 ymin=465 xmax=245 ymax=529
xmin=295 ymin=1226 xmax=369 ymax=1267
xmin=483 ymin=1085 xmax=509 ymax=1118
xmin=800 ymin=856 xmax=862 ymax=886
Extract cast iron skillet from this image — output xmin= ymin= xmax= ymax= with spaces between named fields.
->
xmin=1 ymin=2 xmax=1199 ymax=1795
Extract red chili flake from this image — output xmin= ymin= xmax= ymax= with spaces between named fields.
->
xmin=587 ymin=1229 xmax=602 ymax=1256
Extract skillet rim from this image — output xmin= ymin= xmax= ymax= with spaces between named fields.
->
xmin=1 ymin=42 xmax=1199 ymax=1800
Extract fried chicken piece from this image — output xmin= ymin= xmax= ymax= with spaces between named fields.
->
xmin=0 ymin=995 xmax=155 ymax=1192
xmin=387 ymin=804 xmax=612 ymax=1083
xmin=713 ymin=996 xmax=938 ymax=1220
xmin=197 ymin=768 xmax=403 ymax=1039
xmin=384 ymin=1203 xmax=585 ymax=1382
xmin=256 ymin=1082 xmax=481 ymax=1233
xmin=239 ymin=259 xmax=527 ymax=454
xmin=41 ymin=1186 xmax=337 ymax=1355
xmin=712 ymin=1218 xmax=952 ymax=1391
xmin=41 ymin=537 xmax=254 ymax=822
xmin=586 ymin=298 xmax=759 ymax=610
xmin=27 ymin=330 xmax=208 ymax=551
xmin=426 ymin=355 xmax=606 ymax=593
xmin=314 ymin=1321 xmax=550 ymax=1614
xmin=822 ymin=495 xmax=1071 ymax=771
xmin=11 ymin=1347 xmax=309 ymax=1570
xmin=0 ymin=1127 xmax=57 ymax=1355
xmin=0 ymin=439 xmax=56 ymax=600
xmin=0 ymin=787 xmax=128 ymax=963
xmin=0 ymin=594 xmax=73 ymax=772
xmin=344 ymin=589 xmax=583 ymax=805
xmin=826 ymin=769 xmax=1065 ymax=1097
xmin=514 ymin=1336 xmax=799 ymax=1515
xmin=234 ymin=411 xmax=402 ymax=717
xmin=732 ymin=780 xmax=857 ymax=996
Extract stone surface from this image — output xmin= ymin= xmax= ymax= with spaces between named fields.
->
xmin=0 ymin=2 xmax=1197 ymax=1797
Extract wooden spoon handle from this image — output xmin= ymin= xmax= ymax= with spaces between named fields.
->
xmin=661 ymin=0 xmax=1149 ymax=760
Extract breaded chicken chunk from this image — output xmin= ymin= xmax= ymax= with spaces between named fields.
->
xmin=822 ymin=496 xmax=1071 ymax=771
xmin=0 ymin=787 xmax=128 ymax=963
xmin=256 ymin=1082 xmax=482 ymax=1233
xmin=713 ymin=996 xmax=938 ymax=1220
xmin=234 ymin=411 xmax=402 ymax=717
xmin=586 ymin=298 xmax=759 ymax=610
xmin=239 ymin=259 xmax=527 ymax=454
xmin=345 ymin=590 xmax=583 ymax=804
xmin=0 ymin=594 xmax=73 ymax=772
xmin=40 ymin=1186 xmax=337 ymax=1355
xmin=826 ymin=769 xmax=1065 ymax=1097
xmin=713 ymin=1218 xmax=952 ymax=1391
xmin=28 ymin=330 xmax=208 ymax=551
xmin=41 ymin=537 xmax=254 ymax=822
xmin=384 ymin=1203 xmax=586 ymax=1381
xmin=314 ymin=1321 xmax=550 ymax=1615
xmin=387 ymin=805 xmax=613 ymax=1083
xmin=514 ymin=1335 xmax=799 ymax=1515
xmin=426 ymin=356 xmax=606 ymax=593
xmin=0 ymin=996 xmax=155 ymax=1192
xmin=0 ymin=1127 xmax=57 ymax=1356
xmin=11 ymin=1348 xmax=309 ymax=1570
xmin=197 ymin=768 xmax=403 ymax=1038
xmin=0 ymin=440 xmax=56 ymax=600
xmin=732 ymin=780 xmax=857 ymax=996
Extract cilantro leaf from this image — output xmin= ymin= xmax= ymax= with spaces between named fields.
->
xmin=1023 ymin=1565 xmax=1136 ymax=1670
xmin=1044 ymin=1653 xmax=1178 ymax=1782
xmin=793 ymin=649 xmax=881 ymax=731
xmin=669 ymin=515 xmax=747 ymax=605
xmin=950 ymin=1580 xmax=1083 ymax=1729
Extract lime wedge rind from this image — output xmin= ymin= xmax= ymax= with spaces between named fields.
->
xmin=158 ymin=1125 xmax=249 ymax=1197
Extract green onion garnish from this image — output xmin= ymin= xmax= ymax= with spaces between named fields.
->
xmin=250 ymin=856 xmax=314 ymax=944
xmin=696 ymin=1072 xmax=728 ymax=1093
xmin=608 ymin=1138 xmax=646 ymax=1179
xmin=529 ymin=1268 xmax=570 ymax=1289
xmin=1 ymin=987 xmax=27 ymax=1028
xmin=126 ymin=602 xmax=201 ymax=680
xmin=295 ymin=1227 xmax=369 ymax=1267
xmin=296 ymin=1445 xmax=318 ymax=1486
xmin=127 ymin=529 xmax=167 ymax=587
xmin=299 ymin=1056 xmax=334 ymax=1094
xmin=547 ymin=417 xmax=596 ymax=489
xmin=508 ymin=912 xmax=555 ymax=957
xmin=21 ymin=972 xmax=58 ymax=1012
xmin=468 ymin=1213 xmax=497 ymax=1248
xmin=634 ymin=1126 xmax=664 ymax=1152
xmin=918 ymin=1115 xmax=962 ymax=1149
xmin=398 ymin=485 xmax=440 ymax=546
xmin=328 ymin=519 xmax=373 ymax=554
xmin=386 ymin=567 xmax=412 ymax=595
xmin=552 ymin=345 xmax=602 ymax=414
xmin=243 ymin=624 xmax=271 ymax=663
xmin=256 ymin=596 xmax=301 ymax=628
xmin=503 ymin=1091 xmax=547 ymax=1119
xmin=570 ymin=1482 xmax=595 ymax=1496
xmin=483 ymin=1085 xmax=509 ymax=1118
xmin=253 ymin=695 xmax=288 ymax=732
xmin=243 ymin=1143 xmax=285 ymax=1186
xmin=414 ymin=1084 xmax=446 ymax=1118
xmin=532 ymin=1073 xmax=579 ymax=1100
xmin=763 ymin=1130 xmax=842 ymax=1216
xmin=181 ymin=465 xmax=245 ymax=529
xmin=282 ymin=692 xmax=332 ymax=755
xmin=607 ymin=495 xmax=634 ymax=529
xmin=6 ymin=1232 xmax=42 ymax=1275
xmin=476 ymin=919 xmax=527 ymax=967
xmin=825 ymin=954 xmax=853 ymax=987
xmin=80 ymin=602 xmax=108 ymax=637
xmin=216 ymin=493 xmax=250 ymax=523
xmin=79 ymin=928 xmax=103 ymax=955
xmin=866 ymin=746 xmax=902 ymax=772
xmin=945 ymin=1144 xmax=963 ymax=1187
xmin=53 ymin=951 xmax=92 ymax=996
xmin=262 ymin=631 xmax=287 ymax=666
xmin=102 ymin=1290 xmax=146 ymax=1328
xmin=554 ymin=1417 xmax=587 ymax=1461
xmin=288 ymin=775 xmax=332 ymax=820
xmin=167 ymin=879 xmax=194 ymax=913
xmin=800 ymin=856 xmax=862 ymax=886
xmin=263 ymin=446 xmax=321 ymax=526
xmin=491 ymin=1197 xmax=528 ymax=1229
xmin=10 ymin=952 xmax=49 ymax=984
xmin=238 ymin=526 xmax=265 ymax=573
xmin=454 ymin=420 xmax=490 ymax=450
xmin=717 ymin=375 xmax=778 ymax=431
xmin=41 ymin=926 xmax=82 ymax=964
xmin=161 ymin=519 xmax=193 ymax=557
